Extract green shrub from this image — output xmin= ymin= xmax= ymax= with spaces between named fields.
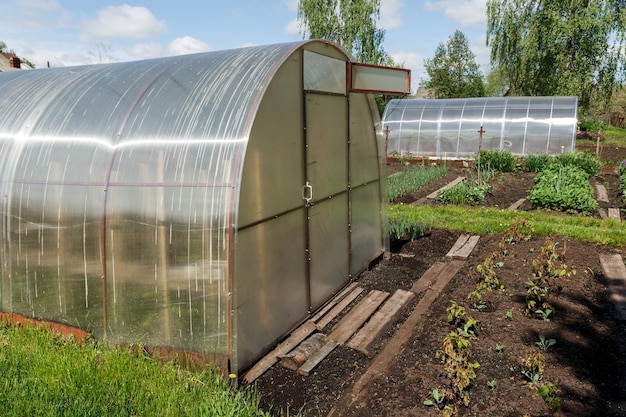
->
xmin=436 ymin=181 xmax=493 ymax=206
xmin=387 ymin=164 xmax=448 ymax=201
xmin=523 ymin=153 xmax=551 ymax=172
xmin=551 ymin=151 xmax=600 ymax=178
xmin=476 ymin=149 xmax=517 ymax=173
xmin=529 ymin=165 xmax=598 ymax=215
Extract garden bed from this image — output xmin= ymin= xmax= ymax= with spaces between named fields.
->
xmin=252 ymin=146 xmax=626 ymax=417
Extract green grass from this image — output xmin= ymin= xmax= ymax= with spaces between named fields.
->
xmin=0 ymin=321 xmax=272 ymax=417
xmin=389 ymin=204 xmax=626 ymax=247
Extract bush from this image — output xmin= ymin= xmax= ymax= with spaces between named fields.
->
xmin=551 ymin=151 xmax=600 ymax=178
xmin=436 ymin=181 xmax=493 ymax=206
xmin=476 ymin=149 xmax=517 ymax=173
xmin=529 ymin=165 xmax=598 ymax=215
xmin=523 ymin=153 xmax=551 ymax=172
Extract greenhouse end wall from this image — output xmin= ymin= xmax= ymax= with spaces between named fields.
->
xmin=382 ymin=96 xmax=578 ymax=158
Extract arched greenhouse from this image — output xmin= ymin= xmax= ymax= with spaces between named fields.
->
xmin=0 ymin=40 xmax=409 ymax=375
xmin=382 ymin=96 xmax=578 ymax=158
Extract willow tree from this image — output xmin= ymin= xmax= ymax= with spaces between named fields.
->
xmin=423 ymin=30 xmax=485 ymax=98
xmin=487 ymin=0 xmax=626 ymax=112
xmin=297 ymin=0 xmax=392 ymax=66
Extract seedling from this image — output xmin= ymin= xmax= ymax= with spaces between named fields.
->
xmin=506 ymin=310 xmax=513 ymax=321
xmin=487 ymin=380 xmax=497 ymax=390
xmin=522 ymin=351 xmax=545 ymax=387
xmin=535 ymin=308 xmax=553 ymax=321
xmin=536 ymin=334 xmax=556 ymax=351
xmin=424 ymin=388 xmax=445 ymax=406
xmin=537 ymin=382 xmax=561 ymax=413
xmin=495 ymin=344 xmax=505 ymax=353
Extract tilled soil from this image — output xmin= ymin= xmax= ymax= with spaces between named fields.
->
xmin=251 ymin=146 xmax=626 ymax=417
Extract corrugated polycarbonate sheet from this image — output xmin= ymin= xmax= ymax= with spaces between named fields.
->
xmin=0 ymin=43 xmax=301 ymax=354
xmin=383 ymin=96 xmax=578 ymax=158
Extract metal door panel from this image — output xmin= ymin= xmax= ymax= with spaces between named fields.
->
xmin=305 ymin=94 xmax=348 ymax=199
xmin=308 ymin=195 xmax=349 ymax=309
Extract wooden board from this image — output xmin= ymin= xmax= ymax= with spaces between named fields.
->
xmin=595 ymin=184 xmax=609 ymax=202
xmin=609 ymin=208 xmax=621 ymax=221
xmin=508 ymin=198 xmax=526 ymax=211
xmin=310 ymin=282 xmax=359 ymax=323
xmin=315 ymin=286 xmax=364 ymax=330
xmin=242 ymin=320 xmax=317 ymax=383
xmin=599 ymin=253 xmax=626 ymax=320
xmin=426 ymin=176 xmax=465 ymax=199
xmin=446 ymin=235 xmax=480 ymax=260
xmin=410 ymin=261 xmax=447 ymax=294
xmin=297 ymin=339 xmax=338 ymax=376
xmin=347 ymin=289 xmax=415 ymax=356
xmin=328 ymin=290 xmax=389 ymax=345
xmin=445 ymin=234 xmax=470 ymax=257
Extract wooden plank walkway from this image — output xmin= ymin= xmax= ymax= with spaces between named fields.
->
xmin=347 ymin=289 xmax=415 ymax=356
xmin=600 ymin=254 xmax=626 ymax=321
xmin=446 ymin=234 xmax=480 ymax=260
xmin=243 ymin=234 xmax=479 ymax=383
xmin=426 ymin=176 xmax=465 ymax=199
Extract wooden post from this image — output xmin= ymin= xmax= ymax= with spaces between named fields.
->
xmin=384 ymin=125 xmax=390 ymax=159
xmin=477 ymin=126 xmax=485 ymax=185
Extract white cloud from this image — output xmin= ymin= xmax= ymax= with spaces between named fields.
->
xmin=283 ymin=0 xmax=298 ymax=12
xmin=128 ymin=42 xmax=164 ymax=59
xmin=15 ymin=0 xmax=61 ymax=12
xmin=380 ymin=0 xmax=404 ymax=30
xmin=285 ymin=18 xmax=302 ymax=37
xmin=425 ymin=0 xmax=487 ymax=28
xmin=168 ymin=36 xmax=213 ymax=56
xmin=83 ymin=5 xmax=167 ymax=39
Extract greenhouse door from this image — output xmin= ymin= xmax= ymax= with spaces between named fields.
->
xmin=304 ymin=92 xmax=350 ymax=309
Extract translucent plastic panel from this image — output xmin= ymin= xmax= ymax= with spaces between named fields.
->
xmin=418 ymin=106 xmax=442 ymax=156
xmin=304 ymin=50 xmax=346 ymax=94
xmin=383 ymin=97 xmax=578 ymax=157
xmin=503 ymin=98 xmax=530 ymax=154
xmin=105 ymin=142 xmax=238 ymax=353
xmin=6 ymin=183 xmax=104 ymax=334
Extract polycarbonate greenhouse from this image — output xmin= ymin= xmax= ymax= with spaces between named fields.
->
xmin=383 ymin=96 xmax=578 ymax=158
xmin=0 ymin=40 xmax=409 ymax=374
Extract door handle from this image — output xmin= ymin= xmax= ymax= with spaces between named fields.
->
xmin=302 ymin=181 xmax=313 ymax=206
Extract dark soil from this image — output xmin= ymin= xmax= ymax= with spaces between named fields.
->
xmin=251 ymin=143 xmax=626 ymax=417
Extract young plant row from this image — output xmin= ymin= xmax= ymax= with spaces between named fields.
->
xmin=424 ymin=222 xmax=568 ymax=415
xmin=388 ymin=163 xmax=449 ymax=202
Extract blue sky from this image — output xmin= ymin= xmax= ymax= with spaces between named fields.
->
xmin=0 ymin=0 xmax=489 ymax=91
